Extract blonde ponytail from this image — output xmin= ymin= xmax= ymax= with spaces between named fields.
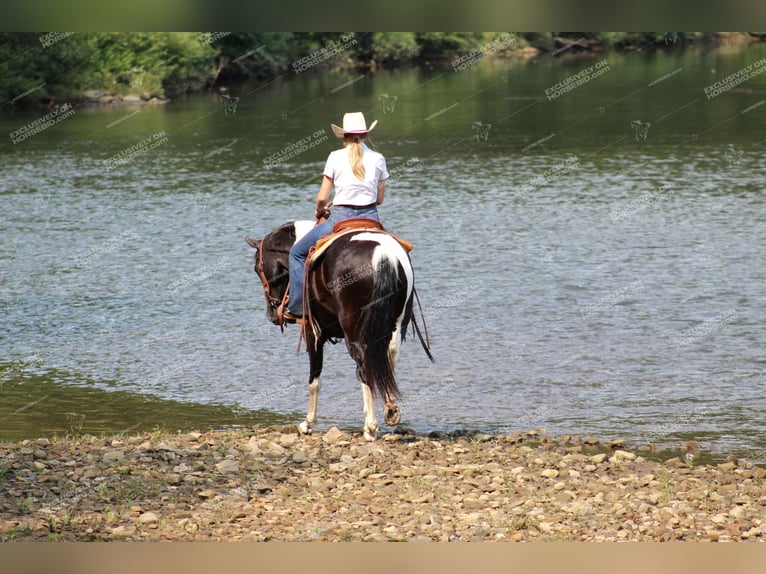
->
xmin=345 ymin=134 xmax=366 ymax=180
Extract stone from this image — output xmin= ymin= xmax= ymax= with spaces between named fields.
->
xmin=540 ymin=469 xmax=559 ymax=479
xmin=103 ymin=450 xmax=125 ymax=463
xmin=137 ymin=512 xmax=158 ymax=524
xmin=718 ymin=461 xmax=736 ymax=472
xmin=729 ymin=506 xmax=746 ymax=520
xmin=110 ymin=525 xmax=135 ymax=537
xmin=612 ymin=450 xmax=636 ymax=461
xmin=590 ymin=453 xmax=607 ymax=464
xmin=198 ymin=490 xmax=216 ymax=499
xmin=279 ymin=434 xmax=298 ymax=448
xmin=292 ymin=451 xmax=308 ymax=464
xmin=583 ymin=436 xmax=600 ymax=446
xmin=215 ymin=459 xmax=240 ymax=474
xmin=324 ymin=427 xmax=344 ymax=444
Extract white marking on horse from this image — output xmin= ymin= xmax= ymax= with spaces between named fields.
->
xmin=360 ymin=380 xmax=378 ymax=441
xmin=293 ymin=220 xmax=315 ymax=244
xmin=350 ymin=232 xmax=413 ymax=299
xmin=299 ymin=376 xmax=321 ymax=435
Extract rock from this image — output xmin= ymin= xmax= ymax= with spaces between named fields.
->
xmin=611 ymin=450 xmax=636 ymax=462
xmin=33 ymin=449 xmax=48 ymax=460
xmin=103 ymin=450 xmax=125 ymax=463
xmin=590 ymin=453 xmax=607 ymax=464
xmin=279 ymin=434 xmax=298 ymax=448
xmin=198 ymin=490 xmax=216 ymax=500
xmin=324 ymin=427 xmax=344 ymax=444
xmin=537 ymin=522 xmax=553 ymax=534
xmin=215 ymin=459 xmax=240 ymax=474
xmin=123 ymin=94 xmax=142 ymax=103
xmin=110 ymin=525 xmax=135 ymax=537
xmin=729 ymin=506 xmax=746 ymax=520
xmin=718 ymin=461 xmax=736 ymax=472
xmin=583 ymin=436 xmax=600 ymax=446
xmin=188 ymin=432 xmax=202 ymax=441
xmin=84 ymin=89 xmax=108 ymax=100
xmin=137 ymin=512 xmax=158 ymax=524
xmin=266 ymin=442 xmax=286 ymax=457
xmin=710 ymin=514 xmax=728 ymax=524
xmin=33 ymin=461 xmax=45 ymax=471
xmin=540 ymin=469 xmax=559 ymax=479
xmin=292 ymin=451 xmax=308 ymax=464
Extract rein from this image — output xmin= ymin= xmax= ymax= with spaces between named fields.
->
xmin=256 ymin=241 xmax=291 ymax=331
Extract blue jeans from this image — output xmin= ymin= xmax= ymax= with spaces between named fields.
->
xmin=287 ymin=205 xmax=380 ymax=315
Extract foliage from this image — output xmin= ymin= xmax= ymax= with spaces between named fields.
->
xmin=0 ymin=32 xmax=755 ymax=109
xmin=215 ymin=32 xmax=295 ymax=82
xmin=85 ymin=33 xmax=216 ymax=97
xmin=0 ymin=32 xmax=93 ymax=107
xmin=371 ymin=32 xmax=420 ymax=66
xmin=415 ymin=32 xmax=488 ymax=60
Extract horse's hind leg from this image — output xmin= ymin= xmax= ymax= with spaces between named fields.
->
xmin=345 ymin=340 xmax=379 ymax=441
xmin=359 ymin=374 xmax=378 ymax=441
xmin=298 ymin=338 xmax=323 ymax=436
xmin=383 ymin=327 xmax=401 ymax=426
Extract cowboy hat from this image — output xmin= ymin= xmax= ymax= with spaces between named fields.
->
xmin=331 ymin=112 xmax=378 ymax=138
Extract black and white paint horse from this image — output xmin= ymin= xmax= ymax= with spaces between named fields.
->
xmin=247 ymin=221 xmax=432 ymax=440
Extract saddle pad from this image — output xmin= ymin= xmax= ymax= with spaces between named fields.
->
xmin=309 ymin=227 xmax=413 ymax=268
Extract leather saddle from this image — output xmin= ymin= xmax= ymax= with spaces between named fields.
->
xmin=309 ymin=218 xmax=413 ymax=267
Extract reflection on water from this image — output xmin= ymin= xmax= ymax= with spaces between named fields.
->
xmin=1 ymin=43 xmax=766 ymax=460
xmin=0 ymin=366 xmax=294 ymax=441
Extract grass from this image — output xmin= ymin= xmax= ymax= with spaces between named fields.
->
xmin=657 ymin=471 xmax=674 ymax=502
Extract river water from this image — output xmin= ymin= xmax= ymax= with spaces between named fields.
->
xmin=2 ymin=41 xmax=765 ymax=460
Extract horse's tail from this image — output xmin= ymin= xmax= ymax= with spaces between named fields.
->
xmin=355 ymin=254 xmax=406 ymax=400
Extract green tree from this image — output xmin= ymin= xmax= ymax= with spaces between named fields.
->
xmin=84 ymin=33 xmax=216 ymax=98
xmin=371 ymin=32 xmax=419 ymax=66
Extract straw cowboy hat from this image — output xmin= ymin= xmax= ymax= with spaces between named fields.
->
xmin=331 ymin=112 xmax=378 ymax=138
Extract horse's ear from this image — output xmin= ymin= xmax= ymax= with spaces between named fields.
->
xmin=245 ymin=236 xmax=260 ymax=249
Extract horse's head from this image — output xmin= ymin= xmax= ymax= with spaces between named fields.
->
xmin=246 ymin=223 xmax=296 ymax=325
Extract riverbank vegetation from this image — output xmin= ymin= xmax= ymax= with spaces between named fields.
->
xmin=1 ymin=32 xmax=762 ymax=108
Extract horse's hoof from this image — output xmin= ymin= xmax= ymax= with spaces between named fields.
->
xmin=384 ymin=404 xmax=400 ymax=426
xmin=298 ymin=421 xmax=312 ymax=435
xmin=363 ymin=428 xmax=378 ymax=441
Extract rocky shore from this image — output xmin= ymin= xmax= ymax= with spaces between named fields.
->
xmin=1 ymin=426 xmax=765 ymax=542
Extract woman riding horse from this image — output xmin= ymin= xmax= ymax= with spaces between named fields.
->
xmin=283 ymin=112 xmax=389 ymax=322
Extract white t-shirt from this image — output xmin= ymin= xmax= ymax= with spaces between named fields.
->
xmin=323 ymin=143 xmax=389 ymax=206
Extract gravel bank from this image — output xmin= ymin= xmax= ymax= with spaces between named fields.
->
xmin=1 ymin=426 xmax=765 ymax=542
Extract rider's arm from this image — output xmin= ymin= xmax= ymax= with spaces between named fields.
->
xmin=315 ymin=176 xmax=333 ymax=218
xmin=376 ymin=180 xmax=385 ymax=205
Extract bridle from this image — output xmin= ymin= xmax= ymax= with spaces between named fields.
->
xmin=254 ymin=239 xmax=290 ymax=310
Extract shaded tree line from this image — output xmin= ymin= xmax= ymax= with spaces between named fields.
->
xmin=0 ymin=32 xmax=755 ymax=108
